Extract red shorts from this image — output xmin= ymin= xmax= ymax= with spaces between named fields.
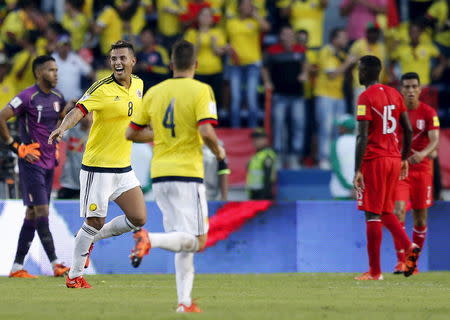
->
xmin=395 ymin=168 xmax=433 ymax=210
xmin=357 ymin=157 xmax=401 ymax=214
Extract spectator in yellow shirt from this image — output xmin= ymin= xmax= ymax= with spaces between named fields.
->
xmin=94 ymin=4 xmax=123 ymax=56
xmin=62 ymin=0 xmax=89 ymax=51
xmin=10 ymin=30 xmax=45 ymax=92
xmin=0 ymin=53 xmax=15 ymax=110
xmin=389 ymin=22 xmax=446 ymax=86
xmin=185 ymin=7 xmax=227 ymax=110
xmin=315 ymin=28 xmax=357 ymax=169
xmin=226 ymin=0 xmax=270 ymax=127
xmin=349 ymin=23 xmax=386 ymax=103
xmin=278 ymin=0 xmax=328 ymax=50
xmin=225 ymin=0 xmax=267 ymax=18
xmin=424 ymin=0 xmax=450 ymax=57
xmin=157 ymin=0 xmax=187 ymax=50
xmin=1 ymin=1 xmax=45 ymax=56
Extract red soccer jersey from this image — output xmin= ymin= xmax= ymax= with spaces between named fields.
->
xmin=399 ymin=102 xmax=440 ymax=171
xmin=356 ymin=84 xmax=406 ymax=160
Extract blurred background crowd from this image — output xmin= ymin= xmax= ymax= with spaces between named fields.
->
xmin=0 ymin=0 xmax=449 ymax=200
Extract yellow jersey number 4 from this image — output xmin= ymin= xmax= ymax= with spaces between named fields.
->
xmin=163 ymin=98 xmax=176 ymax=137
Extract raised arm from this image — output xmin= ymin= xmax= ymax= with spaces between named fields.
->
xmin=48 ymin=107 xmax=85 ymax=144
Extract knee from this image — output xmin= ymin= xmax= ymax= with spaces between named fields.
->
xmin=86 ymin=217 xmax=105 ymax=231
xmin=129 ymin=215 xmax=146 ymax=228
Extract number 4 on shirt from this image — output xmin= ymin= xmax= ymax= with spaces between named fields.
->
xmin=163 ymin=98 xmax=176 ymax=137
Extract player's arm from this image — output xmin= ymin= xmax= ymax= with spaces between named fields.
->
xmin=126 ymin=123 xmax=154 ymax=143
xmin=399 ymin=111 xmax=412 ymax=160
xmin=353 ymin=120 xmax=369 ymax=191
xmin=48 ymin=107 xmax=85 ymax=144
xmin=409 ymin=129 xmax=439 ymax=164
xmin=0 ymin=105 xmax=15 ymax=144
xmin=198 ymin=123 xmax=225 ymax=160
xmin=218 ymin=170 xmax=229 ymax=201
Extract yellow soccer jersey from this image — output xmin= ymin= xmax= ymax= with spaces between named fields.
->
xmin=226 ymin=17 xmax=262 ymax=65
xmin=315 ymin=45 xmax=347 ymax=99
xmin=131 ymin=78 xmax=218 ymax=181
xmin=77 ymin=74 xmax=143 ymax=170
xmin=96 ymin=6 xmax=123 ymax=55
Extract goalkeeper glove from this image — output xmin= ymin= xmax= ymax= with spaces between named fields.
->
xmin=217 ymin=158 xmax=231 ymax=175
xmin=8 ymin=138 xmax=41 ymax=159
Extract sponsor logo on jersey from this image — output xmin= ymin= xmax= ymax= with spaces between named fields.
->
xmin=357 ymin=105 xmax=366 ymax=116
xmin=416 ymin=119 xmax=425 ymax=130
xmin=114 ymin=96 xmax=120 ymax=101
xmin=53 ymin=101 xmax=61 ymax=112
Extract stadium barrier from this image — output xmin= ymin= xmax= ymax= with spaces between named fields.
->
xmin=1 ymin=200 xmax=449 ymax=276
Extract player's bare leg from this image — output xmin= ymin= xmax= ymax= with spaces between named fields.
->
xmin=392 ymin=201 xmax=407 ymax=274
xmin=10 ymin=207 xmax=38 ymax=278
xmin=355 ymin=212 xmax=383 ymax=280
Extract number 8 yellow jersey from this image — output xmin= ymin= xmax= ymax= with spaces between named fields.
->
xmin=77 ymin=74 xmax=143 ymax=171
xmin=131 ymin=78 xmax=218 ymax=181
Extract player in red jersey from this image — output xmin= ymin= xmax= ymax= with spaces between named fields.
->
xmin=391 ymin=72 xmax=440 ymax=274
xmin=353 ymin=55 xmax=420 ymax=280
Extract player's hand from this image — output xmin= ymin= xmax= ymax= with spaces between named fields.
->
xmin=217 ymin=158 xmax=231 ymax=175
xmin=400 ymin=160 xmax=409 ymax=180
xmin=408 ymin=150 xmax=425 ymax=164
xmin=216 ymin=145 xmax=226 ymax=161
xmin=353 ymin=170 xmax=364 ymax=192
xmin=9 ymin=139 xmax=41 ymax=163
xmin=48 ymin=127 xmax=64 ymax=144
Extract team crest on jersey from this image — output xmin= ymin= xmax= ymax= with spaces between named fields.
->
xmin=136 ymin=89 xmax=142 ymax=98
xmin=416 ymin=119 xmax=425 ymax=130
xmin=53 ymin=101 xmax=61 ymax=112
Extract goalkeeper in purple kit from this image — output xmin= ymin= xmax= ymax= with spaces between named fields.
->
xmin=0 ymin=55 xmax=70 ymax=278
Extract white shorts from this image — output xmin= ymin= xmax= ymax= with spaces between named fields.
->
xmin=153 ymin=181 xmax=209 ymax=236
xmin=79 ymin=169 xmax=140 ymax=218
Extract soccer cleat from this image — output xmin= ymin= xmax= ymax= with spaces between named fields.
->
xmin=176 ymin=303 xmax=202 ymax=313
xmin=130 ymin=228 xmax=151 ymax=268
xmin=354 ymin=272 xmax=384 ymax=280
xmin=9 ymin=269 xmax=38 ymax=279
xmin=393 ymin=262 xmax=406 ymax=274
xmin=84 ymin=243 xmax=94 ymax=268
xmin=66 ymin=276 xmax=92 ymax=288
xmin=53 ymin=263 xmax=70 ymax=277
xmin=404 ymin=244 xmax=421 ymax=277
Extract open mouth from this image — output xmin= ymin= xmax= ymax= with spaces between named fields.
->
xmin=115 ymin=67 xmax=124 ymax=74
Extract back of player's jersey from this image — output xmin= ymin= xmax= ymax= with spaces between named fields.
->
xmin=140 ymin=78 xmax=217 ymax=180
xmin=356 ymin=84 xmax=406 ymax=160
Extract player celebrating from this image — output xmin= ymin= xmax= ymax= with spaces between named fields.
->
xmin=353 ymin=55 xmax=420 ymax=280
xmin=0 ymin=55 xmax=70 ymax=278
xmin=48 ymin=41 xmax=147 ymax=288
xmin=392 ymin=72 xmax=440 ymax=274
xmin=126 ymin=40 xmax=226 ymax=313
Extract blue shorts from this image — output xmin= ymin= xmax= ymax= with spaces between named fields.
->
xmin=18 ymin=159 xmax=54 ymax=206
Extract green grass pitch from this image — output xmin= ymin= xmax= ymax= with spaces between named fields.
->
xmin=1 ymin=273 xmax=450 ymax=320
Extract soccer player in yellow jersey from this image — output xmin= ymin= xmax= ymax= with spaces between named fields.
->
xmin=48 ymin=41 xmax=147 ymax=289
xmin=126 ymin=40 xmax=226 ymax=313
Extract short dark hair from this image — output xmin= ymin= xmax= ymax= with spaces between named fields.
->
xmin=401 ymin=72 xmax=421 ymax=85
xmin=110 ymin=40 xmax=135 ymax=55
xmin=360 ymin=55 xmax=382 ymax=77
xmin=330 ymin=27 xmax=345 ymax=42
xmin=32 ymin=55 xmax=55 ymax=77
xmin=171 ymin=40 xmax=196 ymax=71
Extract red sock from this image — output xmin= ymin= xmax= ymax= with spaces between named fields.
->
xmin=393 ymin=221 xmax=406 ymax=262
xmin=381 ymin=213 xmax=411 ymax=250
xmin=366 ymin=220 xmax=382 ymax=276
xmin=413 ymin=225 xmax=427 ymax=248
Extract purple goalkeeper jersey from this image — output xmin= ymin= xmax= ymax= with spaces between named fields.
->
xmin=9 ymin=84 xmax=65 ymax=170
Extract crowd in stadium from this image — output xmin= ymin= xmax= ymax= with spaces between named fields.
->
xmin=0 ymin=0 xmax=449 ymax=171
